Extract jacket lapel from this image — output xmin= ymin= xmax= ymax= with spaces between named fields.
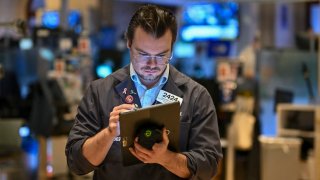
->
xmin=115 ymin=78 xmax=142 ymax=108
xmin=112 ymin=65 xmax=186 ymax=107
xmin=153 ymin=70 xmax=184 ymax=105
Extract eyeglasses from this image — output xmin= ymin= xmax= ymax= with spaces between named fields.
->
xmin=132 ymin=53 xmax=172 ymax=65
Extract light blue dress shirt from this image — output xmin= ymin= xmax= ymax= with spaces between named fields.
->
xmin=130 ymin=63 xmax=169 ymax=108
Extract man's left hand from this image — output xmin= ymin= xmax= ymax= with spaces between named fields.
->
xmin=129 ymin=128 xmax=170 ymax=164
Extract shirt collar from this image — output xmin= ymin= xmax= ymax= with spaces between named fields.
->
xmin=130 ymin=63 xmax=169 ymax=87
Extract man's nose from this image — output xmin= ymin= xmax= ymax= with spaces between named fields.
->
xmin=146 ymin=56 xmax=158 ymax=66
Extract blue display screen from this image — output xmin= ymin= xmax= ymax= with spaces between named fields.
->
xmin=68 ymin=10 xmax=81 ymax=27
xmin=42 ymin=11 xmax=60 ymax=29
xmin=173 ymin=42 xmax=196 ymax=58
xmin=42 ymin=10 xmax=81 ymax=30
xmin=96 ymin=63 xmax=112 ymax=78
xmin=311 ymin=4 xmax=320 ymax=35
xmin=181 ymin=2 xmax=239 ymax=41
xmin=19 ymin=38 xmax=33 ymax=50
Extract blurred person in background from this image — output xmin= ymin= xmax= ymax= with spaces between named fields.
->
xmin=239 ymin=34 xmax=261 ymax=79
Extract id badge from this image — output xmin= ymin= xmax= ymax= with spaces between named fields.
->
xmin=156 ymin=90 xmax=183 ymax=105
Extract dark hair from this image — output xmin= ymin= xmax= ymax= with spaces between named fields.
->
xmin=126 ymin=4 xmax=177 ymax=47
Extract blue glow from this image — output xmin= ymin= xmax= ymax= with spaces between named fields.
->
xmin=28 ymin=153 xmax=39 ymax=171
xmin=207 ymin=16 xmax=218 ymax=25
xmin=21 ymin=136 xmax=39 ymax=171
xmin=68 ymin=10 xmax=81 ymax=28
xmin=184 ymin=4 xmax=214 ymax=24
xmin=96 ymin=64 xmax=112 ymax=78
xmin=173 ymin=42 xmax=196 ymax=58
xmin=42 ymin=11 xmax=60 ymax=29
xmin=182 ymin=2 xmax=239 ymax=41
xmin=39 ymin=48 xmax=54 ymax=61
xmin=183 ymin=2 xmax=238 ymax=25
xmin=181 ymin=25 xmax=238 ymax=41
xmin=19 ymin=38 xmax=33 ymax=50
xmin=20 ymin=85 xmax=29 ymax=99
xmin=260 ymin=99 xmax=276 ymax=136
xmin=19 ymin=126 xmax=30 ymax=137
xmin=311 ymin=4 xmax=320 ymax=34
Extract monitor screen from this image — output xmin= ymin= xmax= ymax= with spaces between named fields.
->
xmin=173 ymin=42 xmax=196 ymax=58
xmin=68 ymin=10 xmax=82 ymax=33
xmin=42 ymin=11 xmax=60 ymax=29
xmin=180 ymin=2 xmax=239 ymax=41
xmin=68 ymin=10 xmax=81 ymax=28
xmin=42 ymin=10 xmax=82 ymax=31
xmin=97 ymin=27 xmax=117 ymax=49
xmin=310 ymin=4 xmax=320 ymax=35
xmin=96 ymin=63 xmax=113 ymax=78
xmin=19 ymin=38 xmax=33 ymax=50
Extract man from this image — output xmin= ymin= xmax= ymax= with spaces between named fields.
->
xmin=66 ymin=4 xmax=222 ymax=180
xmin=239 ymin=34 xmax=261 ymax=79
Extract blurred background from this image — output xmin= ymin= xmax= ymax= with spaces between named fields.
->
xmin=0 ymin=0 xmax=319 ymax=179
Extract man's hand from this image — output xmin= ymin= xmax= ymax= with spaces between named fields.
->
xmin=108 ymin=104 xmax=134 ymax=137
xmin=82 ymin=103 xmax=134 ymax=166
xmin=129 ymin=128 xmax=170 ymax=164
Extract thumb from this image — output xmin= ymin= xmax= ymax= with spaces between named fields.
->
xmin=162 ymin=127 xmax=169 ymax=144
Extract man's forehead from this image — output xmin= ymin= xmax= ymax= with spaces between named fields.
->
xmin=131 ymin=28 xmax=172 ymax=52
xmin=132 ymin=27 xmax=172 ymax=41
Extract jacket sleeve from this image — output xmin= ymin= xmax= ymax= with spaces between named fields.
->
xmin=65 ymin=83 xmax=101 ymax=175
xmin=182 ymin=87 xmax=223 ymax=180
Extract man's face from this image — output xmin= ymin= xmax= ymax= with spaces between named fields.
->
xmin=128 ymin=27 xmax=172 ymax=87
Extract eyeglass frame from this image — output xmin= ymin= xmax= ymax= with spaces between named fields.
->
xmin=130 ymin=48 xmax=173 ymax=65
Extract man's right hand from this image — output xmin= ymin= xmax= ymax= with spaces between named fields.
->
xmin=82 ymin=103 xmax=135 ymax=166
xmin=108 ymin=104 xmax=135 ymax=137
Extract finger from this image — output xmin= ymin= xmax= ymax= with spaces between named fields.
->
xmin=162 ymin=127 xmax=169 ymax=145
xmin=129 ymin=147 xmax=145 ymax=162
xmin=110 ymin=104 xmax=135 ymax=118
xmin=152 ymin=139 xmax=167 ymax=151
xmin=109 ymin=115 xmax=119 ymax=123
xmin=134 ymin=141 xmax=152 ymax=157
xmin=110 ymin=107 xmax=134 ymax=117
xmin=109 ymin=117 xmax=120 ymax=131
xmin=108 ymin=121 xmax=118 ymax=129
xmin=152 ymin=142 xmax=161 ymax=151
xmin=130 ymin=147 xmax=150 ymax=163
xmin=134 ymin=148 xmax=150 ymax=162
xmin=113 ymin=104 xmax=135 ymax=111
xmin=110 ymin=110 xmax=118 ymax=117
xmin=110 ymin=109 xmax=126 ymax=116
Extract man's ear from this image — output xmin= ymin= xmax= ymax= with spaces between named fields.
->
xmin=127 ymin=40 xmax=131 ymax=49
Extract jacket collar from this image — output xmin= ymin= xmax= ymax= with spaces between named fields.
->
xmin=112 ymin=64 xmax=188 ymax=102
xmin=112 ymin=65 xmax=188 ymax=86
xmin=114 ymin=74 xmax=142 ymax=107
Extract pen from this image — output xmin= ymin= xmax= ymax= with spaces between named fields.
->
xmin=133 ymin=104 xmax=139 ymax=111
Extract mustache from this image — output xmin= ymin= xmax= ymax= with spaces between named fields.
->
xmin=141 ymin=66 xmax=160 ymax=71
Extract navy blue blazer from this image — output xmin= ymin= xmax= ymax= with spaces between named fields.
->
xmin=65 ymin=65 xmax=222 ymax=180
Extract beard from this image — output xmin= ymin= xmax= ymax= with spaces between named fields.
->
xmin=137 ymin=66 xmax=162 ymax=83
